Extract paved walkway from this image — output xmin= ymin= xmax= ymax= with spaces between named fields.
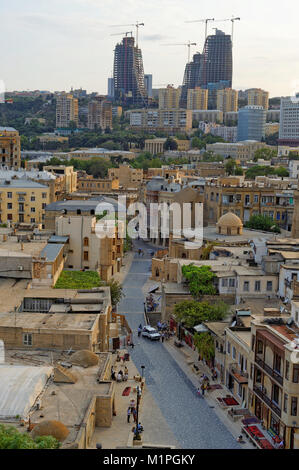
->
xmin=117 ymin=240 xmax=241 ymax=449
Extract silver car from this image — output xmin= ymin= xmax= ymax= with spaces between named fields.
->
xmin=142 ymin=326 xmax=161 ymax=341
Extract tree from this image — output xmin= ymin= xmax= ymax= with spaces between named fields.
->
xmin=69 ymin=120 xmax=77 ymax=130
xmin=174 ymin=300 xmax=229 ymax=328
xmin=182 ymin=265 xmax=216 ymax=298
xmin=225 ymin=159 xmax=237 ymax=176
xmin=194 ymin=332 xmax=215 ymax=361
xmin=103 ymin=279 xmax=125 ymax=307
xmin=191 ymin=137 xmax=204 ymax=149
xmin=245 ymin=214 xmax=281 ymax=233
xmin=0 ymin=424 xmax=60 ymax=449
xmin=253 ymin=148 xmax=277 ymax=161
xmin=163 ymin=137 xmax=178 ymax=151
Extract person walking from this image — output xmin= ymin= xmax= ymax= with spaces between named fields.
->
xmin=127 ymin=407 xmax=131 ymax=423
xmin=138 ymin=326 xmax=142 ymax=337
xmin=132 ymin=407 xmax=137 ymax=423
xmin=201 ymin=383 xmax=205 ymax=397
xmin=161 ymin=333 xmax=165 ymax=343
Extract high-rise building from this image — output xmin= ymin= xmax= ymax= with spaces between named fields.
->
xmin=56 ymin=92 xmax=78 ymax=128
xmin=144 ymin=74 xmax=153 ymax=98
xmin=205 ymin=81 xmax=231 ymax=109
xmin=159 ymin=86 xmax=181 ymax=109
xmin=88 ymin=96 xmax=113 ymax=130
xmin=113 ymin=36 xmax=148 ymax=107
xmin=217 ymin=88 xmax=239 ymax=113
xmin=0 ymin=127 xmax=21 ymax=169
xmin=237 ymin=105 xmax=267 ymax=142
xmin=107 ymin=78 xmax=114 ymax=98
xmin=247 ymin=88 xmax=269 ymax=110
xmin=279 ymin=95 xmax=299 ymax=146
xmin=180 ymin=53 xmax=202 ymax=108
xmin=200 ymin=30 xmax=233 ymax=88
xmin=186 ymin=87 xmax=208 ymax=110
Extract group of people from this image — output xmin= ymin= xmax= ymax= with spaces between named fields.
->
xmin=146 ymin=294 xmax=158 ymax=312
xmin=197 ymin=374 xmax=210 ymax=397
xmin=137 ymin=248 xmax=145 ymax=257
xmin=111 ymin=365 xmax=128 ymax=382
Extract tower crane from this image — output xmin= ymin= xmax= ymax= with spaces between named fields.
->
xmin=110 ymin=21 xmax=145 ymax=46
xmin=185 ymin=18 xmax=215 ymax=41
xmin=214 ymin=16 xmax=240 ymax=44
xmin=110 ymin=31 xmax=133 ymax=38
xmin=160 ymin=41 xmax=197 ymax=62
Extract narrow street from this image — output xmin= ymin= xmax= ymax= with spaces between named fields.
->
xmin=117 ymin=240 xmax=240 ymax=449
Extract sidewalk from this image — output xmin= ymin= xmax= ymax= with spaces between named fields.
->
xmin=113 ymin=250 xmax=135 ymax=285
xmin=90 ymin=349 xmax=179 ymax=449
xmin=163 ymin=337 xmax=255 ymax=449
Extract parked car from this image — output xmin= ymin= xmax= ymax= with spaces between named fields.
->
xmin=142 ymin=326 xmax=161 ymax=341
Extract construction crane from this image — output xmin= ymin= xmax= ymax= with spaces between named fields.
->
xmin=110 ymin=31 xmax=133 ymax=38
xmin=153 ymin=84 xmax=174 ymax=88
xmin=161 ymin=41 xmax=197 ymax=63
xmin=185 ymin=18 xmax=215 ymax=41
xmin=110 ymin=21 xmax=145 ymax=46
xmin=214 ymin=16 xmax=241 ymax=43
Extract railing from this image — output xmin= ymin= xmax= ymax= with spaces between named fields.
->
xmin=255 ymin=356 xmax=283 ymax=386
xmin=253 ymin=385 xmax=281 ymax=417
xmin=229 ymin=363 xmax=249 ymax=379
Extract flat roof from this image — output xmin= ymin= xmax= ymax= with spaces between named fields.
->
xmin=0 ymin=312 xmax=99 ymax=331
xmin=0 ymin=179 xmax=48 ymax=189
xmin=40 ymin=243 xmax=64 ymax=262
xmin=48 ymin=235 xmax=69 ymax=243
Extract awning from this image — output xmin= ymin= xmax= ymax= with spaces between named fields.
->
xmin=148 ymin=284 xmax=160 ymax=294
xmin=194 ymin=324 xmax=209 ymax=333
xmin=257 ymin=329 xmax=285 ymax=351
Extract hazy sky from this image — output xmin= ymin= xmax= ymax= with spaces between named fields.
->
xmin=2 ymin=0 xmax=299 ymax=97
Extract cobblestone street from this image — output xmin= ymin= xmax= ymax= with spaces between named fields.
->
xmin=117 ymin=241 xmax=241 ymax=449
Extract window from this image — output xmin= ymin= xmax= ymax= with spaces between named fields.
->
xmin=83 ymin=237 xmax=89 ymax=247
xmin=222 ymin=279 xmax=228 ymax=287
xmin=227 ymin=342 xmax=231 ymax=354
xmin=232 ymin=346 xmax=236 ymax=360
xmin=7 ymin=203 xmax=12 ymax=209
xmin=255 ymin=280 xmax=261 ymax=292
xmin=42 ymin=192 xmax=47 ymax=199
xmin=274 ymin=353 xmax=282 ymax=374
xmin=7 ymin=214 xmax=12 ymax=220
xmin=42 ymin=203 xmax=46 ymax=209
xmin=291 ymin=397 xmax=298 ymax=416
xmin=293 ymin=364 xmax=299 ymax=383
xmin=229 ymin=278 xmax=235 ymax=287
xmin=257 ymin=340 xmax=263 ymax=354
xmin=272 ymin=384 xmax=280 ymax=405
xmin=254 ymin=195 xmax=259 ymax=203
xmin=30 ymin=218 xmax=35 ymax=223
xmin=7 ymin=192 xmax=12 ymax=199
xmin=243 ymin=281 xmax=249 ymax=292
xmin=31 ymin=196 xmax=35 ymax=202
xmin=283 ymin=394 xmax=288 ymax=413
xmin=31 ymin=207 xmax=35 ymax=213
xmin=285 ymin=360 xmax=290 ymax=380
xmin=83 ymin=251 xmax=89 ymax=261
xmin=267 ymin=281 xmax=273 ymax=292
xmin=23 ymin=333 xmax=32 ymax=346
xmin=255 ymin=369 xmax=262 ymax=384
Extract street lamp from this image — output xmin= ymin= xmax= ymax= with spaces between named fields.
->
xmin=141 ymin=365 xmax=145 ymax=379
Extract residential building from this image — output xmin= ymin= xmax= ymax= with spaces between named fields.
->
xmin=0 ymin=179 xmax=50 ymax=226
xmin=113 ymin=35 xmax=148 ymax=107
xmin=0 ymin=127 xmax=21 ymax=169
xmin=192 ymin=109 xmax=223 ymax=124
xmin=206 ymin=141 xmax=270 ymax=162
xmin=224 ymin=111 xmax=238 ymax=126
xmin=108 ymin=165 xmax=143 ymax=188
xmin=265 ymin=122 xmax=280 ymax=136
xmin=204 ymin=81 xmax=231 ymax=110
xmin=77 ymin=176 xmax=119 ymax=193
xmin=128 ymin=108 xmax=193 ymax=133
xmin=217 ymin=88 xmax=238 ymax=113
xmin=210 ymin=125 xmax=238 ymax=142
xmin=56 ymin=92 xmax=78 ymax=128
xmin=43 ymin=165 xmax=78 ymax=195
xmin=159 ymin=86 xmax=181 ymax=109
xmin=279 ymin=95 xmax=299 ymax=146
xmin=247 ymin=88 xmax=269 ymax=110
xmin=237 ymin=106 xmax=267 ymax=142
xmin=112 ymin=106 xmax=122 ymax=118
xmin=88 ymin=97 xmax=113 ymax=130
xmin=186 ymin=88 xmax=208 ymax=110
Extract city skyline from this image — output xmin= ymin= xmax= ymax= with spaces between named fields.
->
xmin=1 ymin=0 xmax=299 ymax=97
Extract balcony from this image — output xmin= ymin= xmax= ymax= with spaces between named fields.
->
xmin=255 ymin=356 xmax=283 ymax=386
xmin=253 ymin=385 xmax=281 ymax=418
xmin=229 ymin=363 xmax=249 ymax=383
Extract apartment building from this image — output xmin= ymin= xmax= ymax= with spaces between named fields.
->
xmin=0 ymin=127 xmax=21 ymax=169
xmin=108 ymin=165 xmax=143 ymax=188
xmin=204 ymin=176 xmax=294 ymax=230
xmin=0 ymin=179 xmax=50 ymax=226
xmin=206 ymin=140 xmax=269 ymax=161
xmin=187 ymin=88 xmax=208 ymax=110
xmin=217 ymin=88 xmax=238 ymax=113
xmin=279 ymin=95 xmax=299 ymax=147
xmin=56 ymin=92 xmax=79 ymax=128
xmin=192 ymin=109 xmax=223 ymax=124
xmin=77 ymin=176 xmax=119 ymax=193
xmin=247 ymin=88 xmax=269 ymax=110
xmin=237 ymin=106 xmax=267 ymax=142
xmin=249 ymin=316 xmax=299 ymax=448
xmin=128 ymin=108 xmax=193 ymax=133
xmin=158 ymin=86 xmax=181 ymax=109
xmin=43 ymin=165 xmax=78 ymax=195
xmin=88 ymin=97 xmax=113 ymax=130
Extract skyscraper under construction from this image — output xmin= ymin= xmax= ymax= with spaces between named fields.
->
xmin=180 ymin=29 xmax=233 ymax=108
xmin=113 ymin=36 xmax=148 ymax=107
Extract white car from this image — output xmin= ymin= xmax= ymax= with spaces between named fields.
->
xmin=142 ymin=326 xmax=161 ymax=341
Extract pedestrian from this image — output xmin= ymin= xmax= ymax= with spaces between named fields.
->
xmin=131 ymin=342 xmax=135 ymax=349
xmin=138 ymin=326 xmax=142 ymax=337
xmin=127 ymin=407 xmax=131 ymax=423
xmin=129 ymin=399 xmax=136 ymax=411
xmin=132 ymin=407 xmax=137 ymax=423
xmin=197 ymin=387 xmax=201 ymax=397
xmin=201 ymin=383 xmax=205 ymax=397
xmin=161 ymin=333 xmax=165 ymax=343
xmin=124 ymin=366 xmax=128 ymax=375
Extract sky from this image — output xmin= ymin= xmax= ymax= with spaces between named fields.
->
xmin=1 ymin=0 xmax=299 ymax=97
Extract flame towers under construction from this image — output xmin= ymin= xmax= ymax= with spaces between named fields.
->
xmin=113 ymin=35 xmax=148 ymax=107
xmin=180 ymin=29 xmax=232 ymax=108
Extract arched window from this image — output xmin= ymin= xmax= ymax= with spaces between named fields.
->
xmin=155 ymin=268 xmax=159 ymax=277
xmin=83 ymin=237 xmax=89 ymax=247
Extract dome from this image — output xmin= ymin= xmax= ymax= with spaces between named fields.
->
xmin=216 ymin=212 xmax=243 ymax=236
xmin=70 ymin=350 xmax=99 ymax=368
xmin=217 ymin=212 xmax=243 ymax=227
xmin=31 ymin=420 xmax=69 ymax=442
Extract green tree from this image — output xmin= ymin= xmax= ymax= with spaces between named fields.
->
xmin=194 ymin=332 xmax=215 ymax=361
xmin=174 ymin=300 xmax=229 ymax=328
xmin=182 ymin=265 xmax=216 ymax=298
xmin=103 ymin=279 xmax=125 ymax=307
xmin=191 ymin=136 xmax=204 ymax=149
xmin=163 ymin=137 xmax=178 ymax=151
xmin=0 ymin=424 xmax=60 ymax=449
xmin=245 ymin=214 xmax=281 ymax=233
xmin=225 ymin=158 xmax=237 ymax=176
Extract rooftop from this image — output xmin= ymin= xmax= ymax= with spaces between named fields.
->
xmin=0 ymin=311 xmax=99 ymax=331
xmin=39 ymin=243 xmax=64 ymax=262
xmin=0 ymin=179 xmax=48 ymax=189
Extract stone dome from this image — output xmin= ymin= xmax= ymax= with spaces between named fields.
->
xmin=216 ymin=212 xmax=243 ymax=236
xmin=70 ymin=350 xmax=99 ymax=368
xmin=31 ymin=420 xmax=69 ymax=442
